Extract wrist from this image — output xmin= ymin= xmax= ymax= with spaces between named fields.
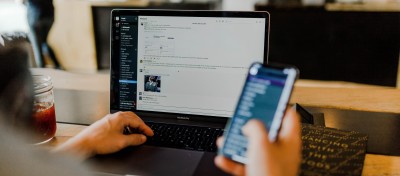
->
xmin=52 ymin=134 xmax=95 ymax=160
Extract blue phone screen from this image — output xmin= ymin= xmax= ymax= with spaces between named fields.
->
xmin=222 ymin=65 xmax=290 ymax=163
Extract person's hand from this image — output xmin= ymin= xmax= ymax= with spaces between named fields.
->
xmin=214 ymin=108 xmax=302 ymax=176
xmin=53 ymin=111 xmax=154 ymax=160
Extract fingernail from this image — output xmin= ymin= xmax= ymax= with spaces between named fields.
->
xmin=141 ymin=135 xmax=146 ymax=141
xmin=214 ymin=156 xmax=221 ymax=165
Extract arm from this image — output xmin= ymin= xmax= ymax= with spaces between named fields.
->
xmin=52 ymin=111 xmax=154 ymax=160
xmin=215 ymin=108 xmax=302 ymax=176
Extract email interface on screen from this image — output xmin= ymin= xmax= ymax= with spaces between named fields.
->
xmin=114 ymin=15 xmax=266 ymax=118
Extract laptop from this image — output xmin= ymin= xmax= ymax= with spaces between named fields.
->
xmin=87 ymin=9 xmax=270 ymax=176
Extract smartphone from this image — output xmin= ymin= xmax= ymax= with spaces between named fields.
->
xmin=220 ymin=62 xmax=298 ymax=164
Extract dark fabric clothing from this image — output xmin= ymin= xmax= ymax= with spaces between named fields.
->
xmin=24 ymin=0 xmax=54 ymax=18
xmin=24 ymin=0 xmax=60 ymax=68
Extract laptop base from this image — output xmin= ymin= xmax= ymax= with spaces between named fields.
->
xmin=86 ymin=145 xmax=228 ymax=176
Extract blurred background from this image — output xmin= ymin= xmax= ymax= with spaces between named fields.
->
xmin=0 ymin=0 xmax=399 ymax=87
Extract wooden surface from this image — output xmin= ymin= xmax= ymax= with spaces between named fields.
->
xmin=292 ymin=87 xmax=400 ymax=113
xmin=326 ymin=2 xmax=400 ymax=12
xmin=33 ymin=68 xmax=400 ymax=176
xmin=31 ymin=68 xmax=109 ymax=91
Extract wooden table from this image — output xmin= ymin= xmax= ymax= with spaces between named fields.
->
xmin=32 ymin=68 xmax=400 ymax=176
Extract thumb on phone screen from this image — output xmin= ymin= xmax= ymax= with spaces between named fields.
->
xmin=241 ymin=108 xmax=302 ymax=176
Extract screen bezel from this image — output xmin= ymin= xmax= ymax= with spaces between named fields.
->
xmin=110 ymin=10 xmax=270 ymax=123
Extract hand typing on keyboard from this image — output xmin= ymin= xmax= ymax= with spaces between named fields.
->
xmin=53 ymin=111 xmax=154 ymax=160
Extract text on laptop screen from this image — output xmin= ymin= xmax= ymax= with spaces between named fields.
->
xmin=112 ymin=13 xmax=267 ymax=118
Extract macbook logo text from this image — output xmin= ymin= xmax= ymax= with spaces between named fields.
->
xmin=177 ymin=116 xmax=190 ymax=120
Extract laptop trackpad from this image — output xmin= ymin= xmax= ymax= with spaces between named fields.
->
xmin=86 ymin=145 xmax=204 ymax=176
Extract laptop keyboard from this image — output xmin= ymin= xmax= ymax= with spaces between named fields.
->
xmin=144 ymin=122 xmax=224 ymax=152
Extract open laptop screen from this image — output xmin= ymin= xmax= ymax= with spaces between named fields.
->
xmin=111 ymin=10 xmax=269 ymax=119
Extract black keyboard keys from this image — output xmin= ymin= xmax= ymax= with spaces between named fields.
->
xmin=145 ymin=122 xmax=224 ymax=152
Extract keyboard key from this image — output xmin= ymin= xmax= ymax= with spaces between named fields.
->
xmin=144 ymin=122 xmax=224 ymax=152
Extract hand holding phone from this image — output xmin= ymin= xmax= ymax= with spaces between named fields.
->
xmin=220 ymin=63 xmax=298 ymax=164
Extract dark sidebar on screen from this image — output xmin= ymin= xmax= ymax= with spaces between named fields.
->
xmin=111 ymin=15 xmax=139 ymax=111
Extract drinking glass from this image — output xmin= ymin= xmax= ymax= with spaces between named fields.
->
xmin=32 ymin=75 xmax=57 ymax=144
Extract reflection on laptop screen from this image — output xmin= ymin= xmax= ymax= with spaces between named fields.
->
xmin=111 ymin=11 xmax=269 ymax=118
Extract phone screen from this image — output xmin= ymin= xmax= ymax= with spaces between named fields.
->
xmin=221 ymin=63 xmax=297 ymax=164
